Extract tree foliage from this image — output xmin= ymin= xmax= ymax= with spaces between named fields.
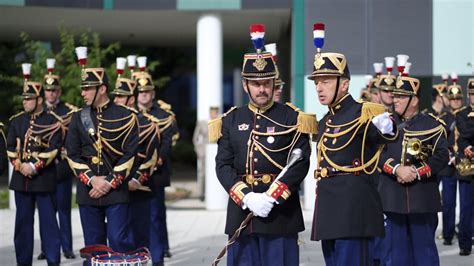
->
xmin=0 ymin=26 xmax=169 ymax=114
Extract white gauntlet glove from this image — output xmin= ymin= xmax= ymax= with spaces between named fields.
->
xmin=371 ymin=112 xmax=394 ymax=135
xmin=242 ymin=192 xmax=275 ymax=218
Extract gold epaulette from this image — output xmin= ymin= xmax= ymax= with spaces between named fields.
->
xmin=0 ymin=122 xmax=3 ymax=128
xmin=284 ymin=102 xmax=318 ymax=134
xmin=48 ymin=110 xmax=65 ymax=123
xmin=64 ymin=102 xmax=79 ymax=112
xmin=452 ymin=106 xmax=466 ymax=115
xmin=66 ymin=108 xmax=82 ymax=117
xmin=118 ymin=104 xmax=139 ymax=114
xmin=428 ymin=113 xmax=447 ymax=126
xmin=9 ymin=111 xmax=24 ymax=121
xmin=208 ymin=106 xmax=236 ymax=143
xmin=157 ymin=99 xmax=172 ymax=112
xmin=361 ymin=102 xmax=385 ymax=122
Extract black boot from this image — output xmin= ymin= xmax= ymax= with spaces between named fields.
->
xmin=64 ymin=251 xmax=76 ymax=259
xmin=459 ymin=249 xmax=471 ymax=256
xmin=37 ymin=252 xmax=46 ymax=260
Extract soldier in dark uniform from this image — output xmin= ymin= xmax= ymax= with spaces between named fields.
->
xmin=377 ymin=68 xmax=449 ymax=265
xmin=65 ymin=47 xmax=139 ymax=255
xmin=7 ymin=64 xmax=62 ymax=266
xmin=133 ymin=58 xmax=179 ymax=263
xmin=430 ymin=79 xmax=468 ymax=250
xmin=452 ymin=77 xmax=474 ymax=255
xmin=212 ymin=24 xmax=315 ymax=266
xmin=37 ymin=58 xmax=77 ymax=261
xmin=369 ymin=63 xmax=384 ymax=104
xmin=309 ymin=23 xmax=397 ymax=265
xmin=374 ymin=56 xmax=398 ymax=112
xmin=112 ymin=68 xmax=163 ymax=265
xmin=0 ymin=122 xmax=6 ymax=176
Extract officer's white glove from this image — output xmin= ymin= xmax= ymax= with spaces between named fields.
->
xmin=242 ymin=192 xmax=275 ymax=218
xmin=371 ymin=112 xmax=394 ymax=135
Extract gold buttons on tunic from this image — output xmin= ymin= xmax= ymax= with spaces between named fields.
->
xmin=262 ymin=174 xmax=271 ymax=184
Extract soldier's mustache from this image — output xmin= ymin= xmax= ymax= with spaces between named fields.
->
xmin=256 ymin=93 xmax=269 ymax=97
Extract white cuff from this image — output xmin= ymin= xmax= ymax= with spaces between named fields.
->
xmin=392 ymin=164 xmax=401 ymax=175
xmin=87 ymin=176 xmax=95 ymax=187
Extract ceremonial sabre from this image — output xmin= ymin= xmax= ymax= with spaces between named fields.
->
xmin=212 ymin=148 xmax=304 ymax=265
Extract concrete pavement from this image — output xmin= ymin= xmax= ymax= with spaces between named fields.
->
xmin=0 ymin=197 xmax=472 ymax=265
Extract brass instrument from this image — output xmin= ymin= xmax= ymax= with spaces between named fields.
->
xmin=456 ymin=158 xmax=474 ymax=176
xmin=405 ymin=138 xmax=431 ymax=161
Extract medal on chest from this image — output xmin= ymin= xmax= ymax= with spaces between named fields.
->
xmin=266 ymin=127 xmax=275 ymax=144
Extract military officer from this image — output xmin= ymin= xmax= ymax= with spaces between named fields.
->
xmin=212 ymin=24 xmax=315 ymax=266
xmin=37 ymin=58 xmax=77 ymax=261
xmin=375 ymin=56 xmax=401 ymax=112
xmin=7 ymin=63 xmax=62 ymax=266
xmin=308 ymin=23 xmax=397 ymax=265
xmin=133 ymin=56 xmax=179 ymax=264
xmin=377 ymin=65 xmax=449 ymax=265
xmin=65 ymin=47 xmax=138 ymax=255
xmin=112 ymin=64 xmax=163 ymax=265
xmin=369 ymin=63 xmax=384 ymax=104
xmin=422 ymin=81 xmax=458 ymax=248
xmin=452 ymin=76 xmax=474 ymax=256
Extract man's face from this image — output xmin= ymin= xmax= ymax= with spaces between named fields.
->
xmin=314 ymin=76 xmax=348 ymax=106
xmin=393 ymin=95 xmax=411 ymax=115
xmin=81 ymin=86 xmax=98 ymax=106
xmin=273 ymin=85 xmax=283 ymax=102
xmin=469 ymin=94 xmax=474 ymax=105
xmin=23 ymin=97 xmax=38 ymax=113
xmin=243 ymin=78 xmax=274 ymax=107
xmin=114 ymin=95 xmax=131 ymax=107
xmin=44 ymin=89 xmax=60 ymax=105
xmin=379 ymin=90 xmax=394 ymax=105
xmin=370 ymin=91 xmax=381 ymax=104
xmin=138 ymin=91 xmax=154 ymax=106
xmin=449 ymin=98 xmax=463 ymax=110
xmin=209 ymin=109 xmax=219 ymax=120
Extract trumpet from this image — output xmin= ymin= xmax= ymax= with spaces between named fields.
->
xmin=407 ymin=138 xmax=422 ymax=155
xmin=405 ymin=138 xmax=430 ymax=161
xmin=456 ymin=158 xmax=474 ymax=176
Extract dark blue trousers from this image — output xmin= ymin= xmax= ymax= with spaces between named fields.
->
xmin=14 ymin=191 xmax=60 ymax=265
xmin=149 ymin=187 xmax=168 ymax=263
xmin=373 ymin=214 xmax=389 ymax=265
xmin=441 ymin=175 xmax=457 ymax=241
xmin=79 ymin=203 xmax=132 ymax=253
xmin=442 ymin=176 xmax=473 ymax=250
xmin=55 ymin=178 xmax=73 ymax=253
xmin=380 ymin=212 xmax=439 ymax=266
xmin=322 ymin=238 xmax=373 ymax=266
xmin=129 ymin=198 xmax=151 ymax=249
xmin=227 ymin=233 xmax=298 ymax=266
